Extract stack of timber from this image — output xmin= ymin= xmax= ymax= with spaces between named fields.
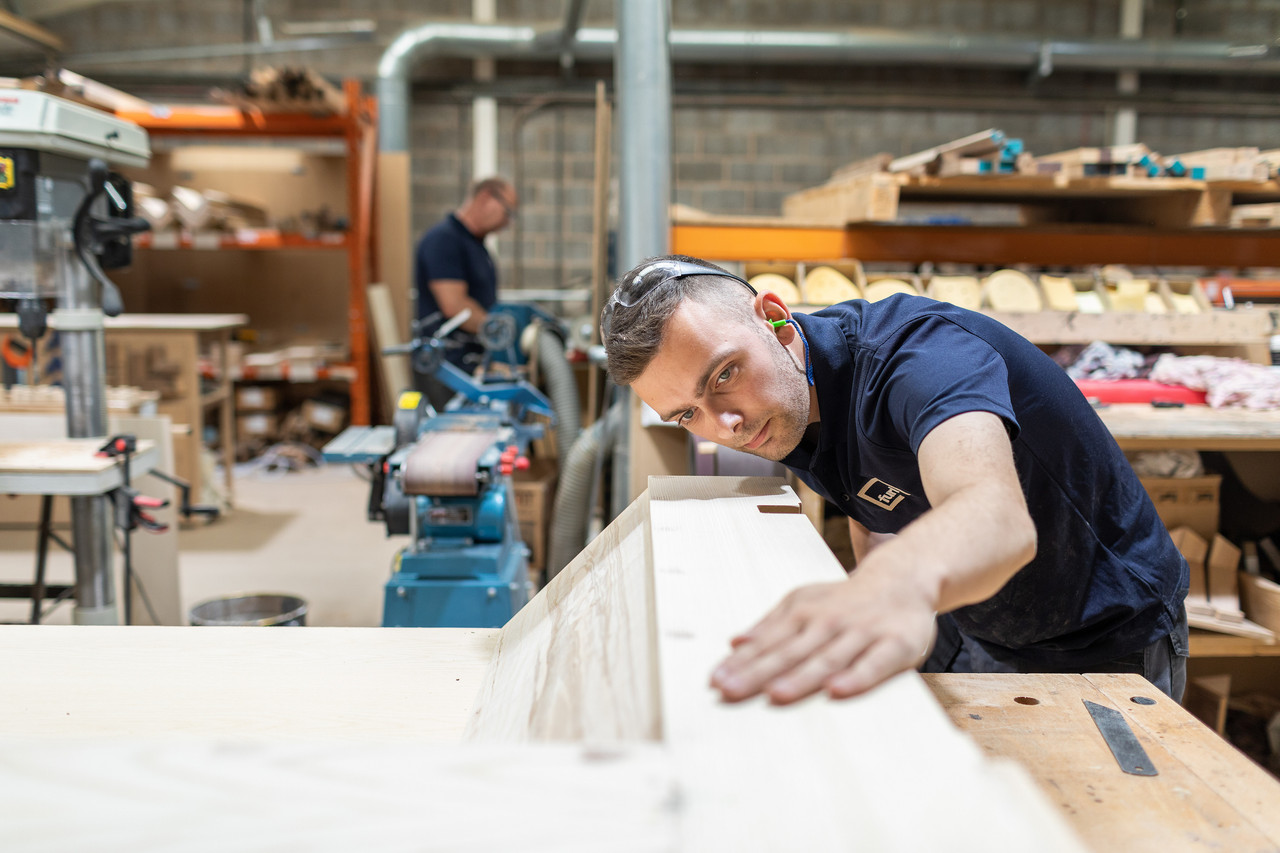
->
xmin=0 ymin=477 xmax=1087 ymax=852
xmin=783 ymin=131 xmax=1280 ymax=228
xmin=211 ymin=66 xmax=347 ymax=115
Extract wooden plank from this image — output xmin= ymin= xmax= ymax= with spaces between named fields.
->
xmin=465 ymin=492 xmax=659 ymax=742
xmin=888 ymin=129 xmax=1005 ymax=174
xmin=586 ymin=80 xmax=612 ymax=427
xmin=366 ymin=282 xmax=412 ymax=413
xmin=646 ymin=476 xmax=1085 ymax=852
xmin=0 ymin=739 xmax=679 ymax=852
xmin=928 ymin=671 xmax=1280 ymax=852
xmin=1095 ymin=404 xmax=1280 ymax=451
xmin=0 ymin=440 xmax=151 ymax=475
xmin=0 ymin=625 xmax=496 ymax=741
xmin=0 ymin=10 xmax=63 ymax=50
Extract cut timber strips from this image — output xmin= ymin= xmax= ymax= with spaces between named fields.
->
xmin=747 ymin=272 xmax=801 ymax=305
xmin=645 ymin=476 xmax=1086 ymax=853
xmin=1207 ymin=535 xmax=1244 ymax=621
xmin=801 ymin=265 xmax=860 ymax=305
xmin=982 ymin=269 xmax=1042 ymax=312
xmin=926 ymin=275 xmax=982 ymax=311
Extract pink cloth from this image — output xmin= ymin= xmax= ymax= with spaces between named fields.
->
xmin=1149 ymin=354 xmax=1280 ymax=410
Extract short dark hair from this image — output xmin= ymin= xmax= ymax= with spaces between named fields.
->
xmin=602 ymin=254 xmax=755 ymax=386
xmin=469 ymin=176 xmax=512 ymax=200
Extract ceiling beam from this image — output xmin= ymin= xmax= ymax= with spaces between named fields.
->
xmin=0 ymin=10 xmax=64 ymax=52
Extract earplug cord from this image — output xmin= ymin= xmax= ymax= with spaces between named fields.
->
xmin=771 ymin=317 xmax=814 ymax=387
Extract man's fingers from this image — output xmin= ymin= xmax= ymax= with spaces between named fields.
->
xmin=713 ymin=621 xmax=838 ymax=702
xmin=764 ymin=628 xmax=870 ymax=705
xmin=823 ymin=635 xmax=919 ymax=699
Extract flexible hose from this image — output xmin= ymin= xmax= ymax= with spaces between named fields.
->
xmin=547 ymin=401 xmax=623 ymax=580
xmin=534 ymin=325 xmax=581 ymax=459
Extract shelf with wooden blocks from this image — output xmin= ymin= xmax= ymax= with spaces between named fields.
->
xmin=782 ymin=166 xmax=1280 ymax=229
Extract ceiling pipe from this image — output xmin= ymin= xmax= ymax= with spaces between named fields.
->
xmin=377 ymin=23 xmax=1280 ymax=153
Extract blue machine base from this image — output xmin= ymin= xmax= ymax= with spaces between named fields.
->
xmin=382 ymin=545 xmax=530 ymax=628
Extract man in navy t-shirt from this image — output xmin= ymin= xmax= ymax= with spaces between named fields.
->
xmin=414 ymin=177 xmax=518 ymax=406
xmin=601 ymin=254 xmax=1189 ymax=702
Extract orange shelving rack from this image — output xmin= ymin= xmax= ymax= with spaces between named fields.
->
xmin=118 ymin=79 xmax=379 ymax=425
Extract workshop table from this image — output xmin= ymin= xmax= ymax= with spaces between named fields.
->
xmin=1 ymin=625 xmax=1278 ymax=851
xmin=0 ymin=441 xmax=157 ymax=623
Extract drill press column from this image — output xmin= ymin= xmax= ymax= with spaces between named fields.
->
xmin=0 ymin=90 xmax=150 ymax=624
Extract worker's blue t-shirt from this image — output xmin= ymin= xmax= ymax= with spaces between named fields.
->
xmin=414 ymin=213 xmax=497 ymax=367
xmin=781 ymin=295 xmax=1188 ymax=670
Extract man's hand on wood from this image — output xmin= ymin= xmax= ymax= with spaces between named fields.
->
xmin=709 ymin=569 xmax=938 ymax=705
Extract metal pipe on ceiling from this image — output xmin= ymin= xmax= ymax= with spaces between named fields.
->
xmin=377 ymin=22 xmax=1280 ymax=152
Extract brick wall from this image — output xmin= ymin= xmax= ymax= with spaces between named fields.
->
xmin=20 ymin=0 xmax=1280 ymax=304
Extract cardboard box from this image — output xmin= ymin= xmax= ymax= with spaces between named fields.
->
xmin=235 ymin=385 xmax=279 ymax=412
xmin=512 ymin=459 xmax=558 ymax=574
xmin=236 ymin=412 xmax=278 ymax=438
xmin=1239 ymin=571 xmax=1280 ymax=636
xmin=302 ymin=399 xmax=347 ymax=434
xmin=1139 ymin=475 xmax=1221 ymax=540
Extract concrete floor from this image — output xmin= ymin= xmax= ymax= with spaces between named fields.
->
xmin=0 ymin=463 xmax=401 ymax=627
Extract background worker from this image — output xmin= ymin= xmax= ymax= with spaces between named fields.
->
xmin=413 ymin=176 xmax=518 ymax=408
xmin=601 ymin=255 xmax=1189 ymax=705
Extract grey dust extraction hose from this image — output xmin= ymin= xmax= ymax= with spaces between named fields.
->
xmin=533 ymin=324 xmax=581 ymax=461
xmin=547 ymin=400 xmax=624 ymax=581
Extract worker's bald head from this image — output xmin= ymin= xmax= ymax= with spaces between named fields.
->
xmin=602 ymin=255 xmax=759 ymax=386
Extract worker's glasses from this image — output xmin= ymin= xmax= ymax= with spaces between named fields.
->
xmin=488 ymin=188 xmax=518 ymax=220
xmin=600 ymin=260 xmax=756 ymax=339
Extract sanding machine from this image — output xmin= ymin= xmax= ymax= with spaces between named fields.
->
xmin=325 ymin=307 xmax=555 ymax=628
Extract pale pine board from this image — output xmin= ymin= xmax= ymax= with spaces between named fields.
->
xmin=0 ymin=740 xmax=678 ymax=853
xmin=646 ymin=476 xmax=1085 ymax=853
xmin=465 ymin=492 xmax=659 ymax=741
xmin=0 ymin=626 xmax=496 ymax=742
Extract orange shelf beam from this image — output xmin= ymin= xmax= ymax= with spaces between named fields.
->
xmin=673 ymin=222 xmax=1280 ymax=268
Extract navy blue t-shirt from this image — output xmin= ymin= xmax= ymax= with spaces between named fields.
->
xmin=414 ymin=213 xmax=497 ymax=367
xmin=781 ymin=295 xmax=1188 ymax=670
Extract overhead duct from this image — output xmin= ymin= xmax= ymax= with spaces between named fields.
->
xmin=378 ymin=22 xmax=1280 ymax=152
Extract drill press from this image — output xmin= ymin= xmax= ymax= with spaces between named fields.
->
xmin=0 ymin=89 xmax=150 ymax=624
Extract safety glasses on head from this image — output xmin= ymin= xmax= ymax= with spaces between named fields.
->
xmin=600 ymin=260 xmax=756 ymax=339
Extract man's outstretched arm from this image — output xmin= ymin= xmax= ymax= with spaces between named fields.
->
xmin=710 ymin=410 xmax=1036 ymax=704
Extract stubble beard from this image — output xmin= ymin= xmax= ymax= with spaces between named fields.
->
xmin=738 ymin=331 xmax=812 ymax=462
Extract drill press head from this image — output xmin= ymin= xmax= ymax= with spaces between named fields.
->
xmin=0 ymin=90 xmax=149 ymax=310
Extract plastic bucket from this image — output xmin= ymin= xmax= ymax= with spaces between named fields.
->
xmin=189 ymin=593 xmax=308 ymax=627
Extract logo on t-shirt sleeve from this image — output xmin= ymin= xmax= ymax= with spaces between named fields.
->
xmin=856 ymin=478 xmax=910 ymax=511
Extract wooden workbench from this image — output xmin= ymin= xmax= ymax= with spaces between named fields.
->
xmin=1 ymin=625 xmax=1278 ymax=851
